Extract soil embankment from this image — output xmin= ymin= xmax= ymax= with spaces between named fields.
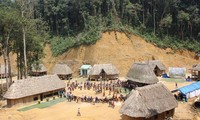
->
xmin=43 ymin=31 xmax=200 ymax=76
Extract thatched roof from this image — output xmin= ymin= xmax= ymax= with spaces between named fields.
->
xmin=191 ymin=64 xmax=200 ymax=71
xmin=119 ymin=83 xmax=178 ymax=118
xmin=32 ymin=64 xmax=47 ymax=72
xmin=4 ymin=75 xmax=65 ymax=99
xmin=52 ymin=64 xmax=73 ymax=75
xmin=126 ymin=63 xmax=158 ymax=84
xmin=89 ymin=64 xmax=119 ymax=75
xmin=144 ymin=60 xmax=166 ymax=71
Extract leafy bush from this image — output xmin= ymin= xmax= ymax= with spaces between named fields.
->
xmin=49 ymin=28 xmax=101 ymax=56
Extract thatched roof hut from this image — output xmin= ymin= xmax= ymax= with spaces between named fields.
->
xmin=144 ymin=60 xmax=166 ymax=76
xmin=192 ymin=64 xmax=200 ymax=71
xmin=32 ymin=64 xmax=47 ymax=72
xmin=119 ymin=83 xmax=178 ymax=119
xmin=190 ymin=64 xmax=200 ymax=80
xmin=4 ymin=75 xmax=65 ymax=106
xmin=145 ymin=60 xmax=166 ymax=71
xmin=52 ymin=64 xmax=73 ymax=80
xmin=52 ymin=64 xmax=73 ymax=75
xmin=88 ymin=64 xmax=119 ymax=80
xmin=31 ymin=64 xmax=47 ymax=76
xmin=4 ymin=75 xmax=65 ymax=99
xmin=126 ymin=63 xmax=158 ymax=85
xmin=89 ymin=64 xmax=119 ymax=75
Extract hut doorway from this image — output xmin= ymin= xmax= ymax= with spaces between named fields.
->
xmin=40 ymin=94 xmax=43 ymax=101
xmin=154 ymin=66 xmax=160 ymax=76
xmin=82 ymin=69 xmax=87 ymax=75
xmin=100 ymin=69 xmax=106 ymax=80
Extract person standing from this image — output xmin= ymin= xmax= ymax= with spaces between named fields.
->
xmin=77 ymin=108 xmax=81 ymax=116
xmin=175 ymin=82 xmax=178 ymax=89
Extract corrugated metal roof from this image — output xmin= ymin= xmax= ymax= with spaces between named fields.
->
xmin=80 ymin=65 xmax=92 ymax=70
xmin=178 ymin=81 xmax=200 ymax=95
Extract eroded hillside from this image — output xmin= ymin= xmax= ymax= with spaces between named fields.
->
xmin=43 ymin=31 xmax=200 ymax=76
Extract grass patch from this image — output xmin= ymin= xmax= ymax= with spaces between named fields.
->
xmin=18 ymin=98 xmax=66 ymax=111
xmin=117 ymin=87 xmax=131 ymax=94
xmin=161 ymin=78 xmax=186 ymax=83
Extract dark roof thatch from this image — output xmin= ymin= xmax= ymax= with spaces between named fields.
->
xmin=89 ymin=64 xmax=119 ymax=75
xmin=4 ymin=75 xmax=65 ymax=99
xmin=126 ymin=63 xmax=158 ymax=84
xmin=32 ymin=64 xmax=47 ymax=72
xmin=144 ymin=60 xmax=166 ymax=71
xmin=119 ymin=83 xmax=178 ymax=118
xmin=52 ymin=64 xmax=73 ymax=75
xmin=191 ymin=64 xmax=200 ymax=71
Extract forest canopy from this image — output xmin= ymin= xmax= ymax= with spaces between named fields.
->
xmin=33 ymin=0 xmax=200 ymax=55
xmin=1 ymin=0 xmax=200 ymax=56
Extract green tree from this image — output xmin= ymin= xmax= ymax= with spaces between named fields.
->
xmin=0 ymin=0 xmax=21 ymax=88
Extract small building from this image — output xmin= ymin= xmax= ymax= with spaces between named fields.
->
xmin=178 ymin=81 xmax=200 ymax=100
xmin=169 ymin=67 xmax=186 ymax=78
xmin=190 ymin=64 xmax=200 ymax=80
xmin=52 ymin=64 xmax=73 ymax=80
xmin=80 ymin=65 xmax=92 ymax=76
xmin=126 ymin=63 xmax=158 ymax=88
xmin=3 ymin=75 xmax=66 ymax=106
xmin=31 ymin=64 xmax=47 ymax=76
xmin=119 ymin=83 xmax=178 ymax=120
xmin=144 ymin=60 xmax=166 ymax=76
xmin=88 ymin=64 xmax=119 ymax=80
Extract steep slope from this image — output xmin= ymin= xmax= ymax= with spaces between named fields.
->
xmin=43 ymin=31 xmax=200 ymax=77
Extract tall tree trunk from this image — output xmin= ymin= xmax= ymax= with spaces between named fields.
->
xmin=20 ymin=53 xmax=23 ymax=79
xmin=190 ymin=23 xmax=193 ymax=38
xmin=22 ymin=7 xmax=27 ymax=78
xmin=2 ymin=47 xmax=8 ymax=89
xmin=142 ymin=0 xmax=145 ymax=25
xmin=7 ymin=52 xmax=12 ymax=86
xmin=6 ymin=33 xmax=12 ymax=86
xmin=22 ymin=26 xmax=27 ymax=78
xmin=153 ymin=5 xmax=156 ymax=35
xmin=17 ymin=52 xmax=19 ymax=80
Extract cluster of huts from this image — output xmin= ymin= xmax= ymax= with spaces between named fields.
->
xmin=31 ymin=63 xmax=120 ymax=80
xmin=31 ymin=63 xmax=73 ymax=80
xmin=3 ymin=60 xmax=200 ymax=119
xmin=120 ymin=62 xmax=178 ymax=120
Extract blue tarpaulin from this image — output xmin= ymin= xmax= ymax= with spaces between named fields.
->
xmin=178 ymin=81 xmax=200 ymax=95
xmin=162 ymin=73 xmax=170 ymax=78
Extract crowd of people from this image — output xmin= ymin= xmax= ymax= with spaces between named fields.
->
xmin=62 ymin=79 xmax=128 ymax=108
